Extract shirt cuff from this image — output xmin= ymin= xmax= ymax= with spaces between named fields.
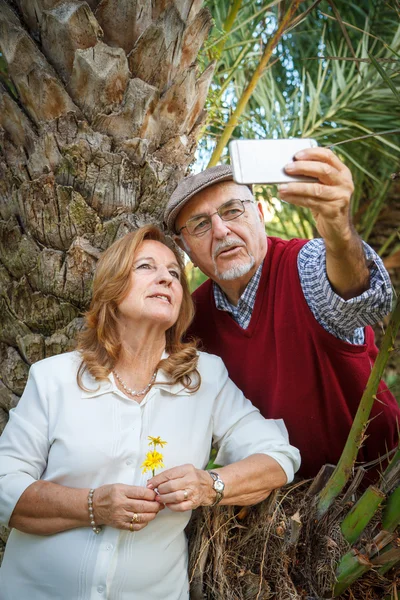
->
xmin=298 ymin=238 xmax=393 ymax=343
xmin=214 ymin=415 xmax=301 ymax=484
xmin=0 ymin=473 xmax=36 ymax=526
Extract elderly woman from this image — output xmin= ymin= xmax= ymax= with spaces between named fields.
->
xmin=0 ymin=225 xmax=300 ymax=600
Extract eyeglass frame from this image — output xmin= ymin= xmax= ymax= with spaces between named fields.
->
xmin=176 ymin=198 xmax=254 ymax=237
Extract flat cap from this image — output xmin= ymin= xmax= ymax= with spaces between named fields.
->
xmin=164 ymin=164 xmax=233 ymax=232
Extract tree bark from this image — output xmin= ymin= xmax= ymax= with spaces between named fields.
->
xmin=0 ymin=1 xmax=213 ymax=562
xmin=0 ymin=0 xmax=213 ymax=422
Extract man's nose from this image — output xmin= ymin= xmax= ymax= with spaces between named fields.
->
xmin=210 ymin=213 xmax=231 ymax=237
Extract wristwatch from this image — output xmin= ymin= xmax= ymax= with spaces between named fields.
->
xmin=208 ymin=471 xmax=225 ymax=506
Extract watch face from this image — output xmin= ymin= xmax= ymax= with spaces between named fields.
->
xmin=215 ymin=480 xmax=224 ymax=492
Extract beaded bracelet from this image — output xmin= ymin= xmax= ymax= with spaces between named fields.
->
xmin=88 ymin=488 xmax=102 ymax=534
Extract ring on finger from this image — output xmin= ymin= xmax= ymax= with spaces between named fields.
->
xmin=129 ymin=513 xmax=140 ymax=531
xmin=129 ymin=515 xmax=138 ymax=531
xmin=131 ymin=513 xmax=140 ymax=524
xmin=183 ymin=489 xmax=188 ymax=500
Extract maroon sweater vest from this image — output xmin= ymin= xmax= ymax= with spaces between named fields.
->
xmin=188 ymin=236 xmax=400 ymax=478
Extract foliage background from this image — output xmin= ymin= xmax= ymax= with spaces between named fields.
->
xmin=0 ymin=2 xmax=398 ymax=595
xmin=185 ymin=0 xmax=400 ymax=398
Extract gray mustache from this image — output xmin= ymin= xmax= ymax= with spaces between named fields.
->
xmin=213 ymin=238 xmax=246 ymax=260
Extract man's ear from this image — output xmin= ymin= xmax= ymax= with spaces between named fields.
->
xmin=172 ymin=234 xmax=197 ymax=267
xmin=173 ymin=234 xmax=185 ymax=251
xmin=173 ymin=234 xmax=197 ymax=267
xmin=256 ymin=201 xmax=265 ymax=223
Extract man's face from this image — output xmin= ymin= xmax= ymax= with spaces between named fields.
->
xmin=175 ymin=181 xmax=267 ymax=286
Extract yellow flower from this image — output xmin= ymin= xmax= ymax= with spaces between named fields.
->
xmin=148 ymin=436 xmax=167 ymax=448
xmin=141 ymin=450 xmax=165 ymax=474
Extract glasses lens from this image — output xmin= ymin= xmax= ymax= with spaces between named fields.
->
xmin=219 ymin=199 xmax=245 ymax=221
xmin=184 ymin=200 xmax=247 ymax=236
xmin=186 ymin=215 xmax=211 ymax=236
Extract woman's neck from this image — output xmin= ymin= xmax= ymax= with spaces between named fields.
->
xmin=113 ymin=327 xmax=166 ymax=398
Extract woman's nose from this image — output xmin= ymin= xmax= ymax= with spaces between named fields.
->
xmin=156 ymin=266 xmax=173 ymax=285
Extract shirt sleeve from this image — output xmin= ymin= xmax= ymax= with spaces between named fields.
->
xmin=298 ymin=238 xmax=393 ymax=344
xmin=0 ymin=365 xmax=50 ymax=526
xmin=211 ymin=360 xmax=301 ymax=483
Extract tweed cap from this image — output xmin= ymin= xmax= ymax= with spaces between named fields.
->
xmin=164 ymin=164 xmax=234 ymax=232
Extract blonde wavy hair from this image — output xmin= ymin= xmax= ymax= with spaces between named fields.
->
xmin=77 ymin=224 xmax=200 ymax=393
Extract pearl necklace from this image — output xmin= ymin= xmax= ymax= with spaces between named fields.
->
xmin=113 ymin=370 xmax=157 ymax=397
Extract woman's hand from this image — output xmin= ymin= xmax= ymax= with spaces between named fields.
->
xmin=93 ymin=483 xmax=164 ymax=531
xmin=147 ymin=464 xmax=215 ymax=511
xmin=148 ymin=455 xmax=289 ymax=510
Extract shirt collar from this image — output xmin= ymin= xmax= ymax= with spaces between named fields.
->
xmin=80 ymin=351 xmax=190 ymax=399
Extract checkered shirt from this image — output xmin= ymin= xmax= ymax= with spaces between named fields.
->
xmin=213 ymin=263 xmax=262 ymax=330
xmin=213 ymin=239 xmax=393 ymax=344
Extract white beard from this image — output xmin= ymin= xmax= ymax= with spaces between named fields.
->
xmin=215 ymin=256 xmax=255 ymax=280
xmin=212 ymin=238 xmax=255 ymax=280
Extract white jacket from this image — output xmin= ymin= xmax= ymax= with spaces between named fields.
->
xmin=0 ymin=350 xmax=300 ymax=600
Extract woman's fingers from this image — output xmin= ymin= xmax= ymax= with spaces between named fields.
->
xmin=165 ymin=500 xmax=194 ymax=512
xmin=127 ymin=499 xmax=163 ymax=514
xmin=148 ymin=464 xmax=197 ymax=503
xmin=155 ymin=488 xmax=191 ymax=505
xmin=125 ymin=511 xmax=159 ymax=532
xmin=154 ymin=477 xmax=190 ymax=495
xmin=93 ymin=484 xmax=162 ymax=530
xmin=125 ymin=485 xmax=158 ymax=502
xmin=149 ymin=464 xmax=215 ymax=510
xmin=147 ymin=464 xmax=192 ymax=489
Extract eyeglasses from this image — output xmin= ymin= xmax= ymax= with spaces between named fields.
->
xmin=177 ymin=199 xmax=253 ymax=237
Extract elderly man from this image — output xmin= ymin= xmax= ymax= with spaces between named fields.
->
xmin=164 ymin=147 xmax=400 ymax=478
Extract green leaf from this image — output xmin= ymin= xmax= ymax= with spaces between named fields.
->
xmin=367 ymin=51 xmax=400 ymax=103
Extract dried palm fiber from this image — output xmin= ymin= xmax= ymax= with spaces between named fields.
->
xmin=187 ymin=475 xmax=399 ymax=600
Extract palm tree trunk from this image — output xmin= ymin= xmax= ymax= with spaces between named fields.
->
xmin=0 ymin=0 xmax=214 ymax=560
xmin=0 ymin=0 xmax=213 ymax=407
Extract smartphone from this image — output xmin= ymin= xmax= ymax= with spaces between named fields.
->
xmin=229 ymin=138 xmax=318 ymax=184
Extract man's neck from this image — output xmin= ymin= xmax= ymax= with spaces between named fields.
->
xmin=216 ymin=266 xmax=258 ymax=306
xmin=215 ymin=236 xmax=268 ymax=305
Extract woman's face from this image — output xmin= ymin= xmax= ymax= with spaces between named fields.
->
xmin=117 ymin=240 xmax=184 ymax=332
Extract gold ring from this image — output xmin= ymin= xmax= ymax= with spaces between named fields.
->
xmin=183 ymin=489 xmax=188 ymax=500
xmin=131 ymin=513 xmax=140 ymax=524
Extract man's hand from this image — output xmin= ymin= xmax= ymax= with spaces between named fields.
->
xmin=278 ymin=146 xmax=354 ymax=248
xmin=278 ymin=146 xmax=369 ymax=299
xmin=147 ymin=464 xmax=215 ymax=512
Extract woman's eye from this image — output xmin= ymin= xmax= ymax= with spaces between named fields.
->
xmin=170 ymin=270 xmax=180 ymax=280
xmin=136 ymin=263 xmax=152 ymax=270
